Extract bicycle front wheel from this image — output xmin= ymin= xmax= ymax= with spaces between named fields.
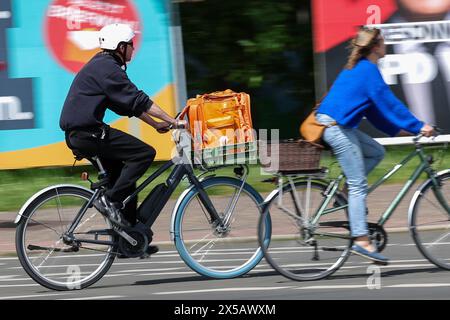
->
xmin=410 ymin=171 xmax=450 ymax=270
xmin=259 ymin=179 xmax=351 ymax=281
xmin=16 ymin=186 xmax=116 ymax=291
xmin=173 ymin=176 xmax=270 ymax=279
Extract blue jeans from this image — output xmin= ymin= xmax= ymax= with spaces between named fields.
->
xmin=316 ymin=113 xmax=385 ymax=237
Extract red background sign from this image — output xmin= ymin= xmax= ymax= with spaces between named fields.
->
xmin=44 ymin=0 xmax=142 ymax=73
xmin=312 ymin=0 xmax=397 ymax=52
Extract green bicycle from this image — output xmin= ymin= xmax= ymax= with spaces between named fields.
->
xmin=258 ymin=131 xmax=450 ymax=281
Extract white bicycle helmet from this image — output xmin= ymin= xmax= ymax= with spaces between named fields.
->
xmin=99 ymin=23 xmax=135 ymax=50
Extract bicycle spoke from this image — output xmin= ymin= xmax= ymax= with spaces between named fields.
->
xmin=422 ymin=193 xmax=450 ymax=214
xmin=74 ymin=210 xmax=99 ymax=231
xmin=37 ymin=239 xmax=62 ymax=268
xmin=196 ymin=196 xmax=213 ymax=223
xmin=188 ymin=231 xmax=216 ymax=252
xmin=193 ymin=239 xmax=217 ymax=262
xmin=25 ymin=217 xmax=62 ymax=237
xmin=425 ymin=231 xmax=450 ymax=250
xmin=55 ymin=189 xmax=65 ymax=234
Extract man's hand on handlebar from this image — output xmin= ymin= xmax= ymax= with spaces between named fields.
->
xmin=420 ymin=124 xmax=435 ymax=138
xmin=156 ymin=119 xmax=187 ymax=134
xmin=169 ymin=119 xmax=187 ymax=130
xmin=155 ymin=121 xmax=171 ymax=134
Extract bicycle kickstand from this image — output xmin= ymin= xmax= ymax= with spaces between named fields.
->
xmin=312 ymin=240 xmax=319 ymax=261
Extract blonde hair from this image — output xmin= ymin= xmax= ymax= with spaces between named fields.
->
xmin=345 ymin=27 xmax=381 ymax=69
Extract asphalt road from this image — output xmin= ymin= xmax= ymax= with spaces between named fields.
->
xmin=1 ymin=231 xmax=450 ymax=303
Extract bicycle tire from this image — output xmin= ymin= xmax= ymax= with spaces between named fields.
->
xmin=16 ymin=186 xmax=116 ymax=291
xmin=173 ymin=176 xmax=270 ymax=279
xmin=409 ymin=171 xmax=450 ymax=270
xmin=259 ymin=179 xmax=351 ymax=281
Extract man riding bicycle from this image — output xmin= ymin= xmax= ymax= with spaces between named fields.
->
xmin=59 ymin=23 xmax=184 ymax=257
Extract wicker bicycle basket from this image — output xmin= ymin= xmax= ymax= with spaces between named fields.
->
xmin=259 ymin=139 xmax=324 ymax=173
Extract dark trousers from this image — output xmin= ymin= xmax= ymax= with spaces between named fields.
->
xmin=66 ymin=126 xmax=156 ymax=225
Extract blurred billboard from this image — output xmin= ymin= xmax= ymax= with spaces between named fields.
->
xmin=312 ymin=0 xmax=450 ymax=141
xmin=0 ymin=0 xmax=180 ymax=169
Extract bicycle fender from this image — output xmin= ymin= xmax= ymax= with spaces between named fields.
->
xmin=437 ymin=169 xmax=450 ymax=176
xmin=408 ymin=169 xmax=450 ymax=229
xmin=14 ymin=184 xmax=93 ymax=225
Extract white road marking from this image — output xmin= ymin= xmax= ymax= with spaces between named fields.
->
xmin=0 ymin=277 xmax=34 ymax=282
xmin=388 ymin=283 xmax=450 ymax=288
xmin=115 ymin=267 xmax=184 ymax=273
xmin=295 ymin=285 xmax=369 ymax=290
xmin=0 ymin=283 xmax=40 ymax=288
xmin=136 ymin=271 xmax=196 ymax=276
xmin=60 ymin=295 xmax=123 ymax=300
xmin=103 ymin=274 xmax=134 ymax=278
xmin=0 ymin=293 xmax=70 ymax=300
xmin=154 ymin=286 xmax=294 ymax=295
xmin=293 ymin=283 xmax=450 ymax=290
xmin=0 ymin=275 xmax=18 ymax=280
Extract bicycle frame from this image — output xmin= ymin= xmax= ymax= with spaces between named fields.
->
xmin=122 ymin=158 xmax=223 ymax=228
xmin=64 ymin=160 xmax=225 ymax=244
xmin=312 ymin=142 xmax=450 ymax=227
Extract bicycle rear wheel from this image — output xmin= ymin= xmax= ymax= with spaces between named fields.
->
xmin=409 ymin=171 xmax=450 ymax=270
xmin=259 ymin=179 xmax=351 ymax=281
xmin=16 ymin=186 xmax=116 ymax=291
xmin=173 ymin=176 xmax=270 ymax=278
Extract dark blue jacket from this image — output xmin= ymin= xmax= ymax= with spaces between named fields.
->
xmin=318 ymin=58 xmax=424 ymax=136
xmin=60 ymin=52 xmax=152 ymax=131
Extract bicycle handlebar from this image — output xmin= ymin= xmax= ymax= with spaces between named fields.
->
xmin=412 ymin=126 xmax=442 ymax=145
xmin=156 ymin=112 xmax=186 ymax=133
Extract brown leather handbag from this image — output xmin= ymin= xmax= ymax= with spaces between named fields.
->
xmin=300 ymin=103 xmax=336 ymax=144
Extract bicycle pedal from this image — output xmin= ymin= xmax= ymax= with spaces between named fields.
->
xmin=115 ymin=229 xmax=138 ymax=246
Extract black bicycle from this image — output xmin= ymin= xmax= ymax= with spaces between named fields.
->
xmin=15 ymin=127 xmax=271 ymax=291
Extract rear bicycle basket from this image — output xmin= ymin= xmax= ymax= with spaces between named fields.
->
xmin=259 ymin=139 xmax=324 ymax=174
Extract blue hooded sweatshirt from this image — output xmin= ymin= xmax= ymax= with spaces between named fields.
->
xmin=317 ymin=58 xmax=424 ymax=136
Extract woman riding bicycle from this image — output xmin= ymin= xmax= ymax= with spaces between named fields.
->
xmin=59 ymin=23 xmax=185 ymax=256
xmin=316 ymin=26 xmax=435 ymax=264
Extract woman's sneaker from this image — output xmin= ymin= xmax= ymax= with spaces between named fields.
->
xmin=351 ymin=244 xmax=389 ymax=265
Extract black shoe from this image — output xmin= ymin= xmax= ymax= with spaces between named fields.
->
xmin=139 ymin=245 xmax=159 ymax=259
xmin=93 ymin=195 xmax=109 ymax=216
xmin=93 ymin=195 xmax=130 ymax=228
